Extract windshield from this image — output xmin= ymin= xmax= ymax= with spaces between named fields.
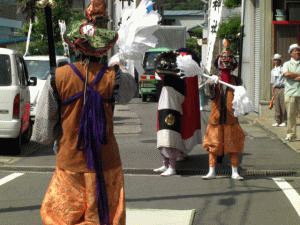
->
xmin=25 ymin=60 xmax=50 ymax=80
xmin=0 ymin=54 xmax=12 ymax=85
xmin=143 ymin=52 xmax=161 ymax=70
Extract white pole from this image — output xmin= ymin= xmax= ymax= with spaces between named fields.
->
xmin=23 ymin=19 xmax=32 ymax=57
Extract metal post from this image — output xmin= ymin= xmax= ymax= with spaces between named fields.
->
xmin=44 ymin=5 xmax=57 ymax=75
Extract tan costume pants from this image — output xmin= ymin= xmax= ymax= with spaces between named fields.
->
xmin=285 ymin=96 xmax=300 ymax=139
xmin=274 ymin=87 xmax=287 ymax=124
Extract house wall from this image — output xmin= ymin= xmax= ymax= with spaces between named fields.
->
xmin=242 ymin=0 xmax=272 ymax=113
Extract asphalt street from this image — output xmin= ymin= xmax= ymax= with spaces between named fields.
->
xmin=0 ymin=98 xmax=300 ymax=224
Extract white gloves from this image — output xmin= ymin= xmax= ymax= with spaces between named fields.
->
xmin=209 ymin=75 xmax=219 ymax=84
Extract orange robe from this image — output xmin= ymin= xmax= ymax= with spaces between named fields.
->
xmin=203 ymin=77 xmax=245 ymax=158
xmin=34 ymin=62 xmax=126 ymax=224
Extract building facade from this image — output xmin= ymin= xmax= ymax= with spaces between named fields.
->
xmin=242 ymin=0 xmax=300 ymax=114
xmin=204 ymin=0 xmax=300 ymax=114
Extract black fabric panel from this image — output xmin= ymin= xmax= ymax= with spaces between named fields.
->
xmin=158 ymin=109 xmax=181 ymax=133
xmin=163 ymin=74 xmax=185 ymax=96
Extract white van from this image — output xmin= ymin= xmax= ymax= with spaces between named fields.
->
xmin=0 ymin=48 xmax=37 ymax=154
xmin=24 ymin=55 xmax=70 ymax=118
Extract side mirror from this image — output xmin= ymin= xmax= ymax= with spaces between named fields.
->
xmin=29 ymin=77 xmax=37 ymax=86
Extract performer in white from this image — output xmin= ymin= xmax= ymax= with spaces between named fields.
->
xmin=154 ymin=49 xmax=202 ymax=176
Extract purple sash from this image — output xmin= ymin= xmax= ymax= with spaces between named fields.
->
xmin=63 ymin=63 xmax=111 ymax=225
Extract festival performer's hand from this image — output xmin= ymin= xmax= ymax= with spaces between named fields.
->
xmin=209 ymin=75 xmax=219 ymax=84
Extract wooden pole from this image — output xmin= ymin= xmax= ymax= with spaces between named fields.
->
xmin=44 ymin=5 xmax=57 ymax=75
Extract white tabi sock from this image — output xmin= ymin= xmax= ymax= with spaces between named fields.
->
xmin=202 ymin=166 xmax=216 ymax=179
xmin=161 ymin=166 xmax=176 ymax=176
xmin=231 ymin=166 xmax=244 ymax=180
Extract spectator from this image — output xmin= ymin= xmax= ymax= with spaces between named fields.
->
xmin=270 ymin=53 xmax=287 ymax=127
xmin=283 ymin=44 xmax=300 ymax=142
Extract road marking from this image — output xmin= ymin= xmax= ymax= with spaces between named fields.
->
xmin=0 ymin=173 xmax=24 ymax=186
xmin=273 ymin=178 xmax=300 ymax=217
xmin=126 ymin=208 xmax=195 ymax=225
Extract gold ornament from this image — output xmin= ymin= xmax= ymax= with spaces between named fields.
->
xmin=165 ymin=114 xmax=175 ymax=126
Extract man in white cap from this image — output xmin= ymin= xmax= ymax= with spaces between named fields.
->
xmin=283 ymin=44 xmax=300 ymax=142
xmin=270 ymin=53 xmax=287 ymax=127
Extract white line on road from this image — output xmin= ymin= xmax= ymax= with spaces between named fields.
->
xmin=0 ymin=173 xmax=24 ymax=186
xmin=273 ymin=178 xmax=300 ymax=217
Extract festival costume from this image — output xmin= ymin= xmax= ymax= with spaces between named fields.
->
xmin=202 ymin=40 xmax=245 ymax=180
xmin=31 ymin=0 xmax=138 ymax=224
xmin=154 ymin=50 xmax=201 ymax=176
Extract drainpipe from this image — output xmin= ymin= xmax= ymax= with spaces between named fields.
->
xmin=238 ymin=0 xmax=245 ymax=80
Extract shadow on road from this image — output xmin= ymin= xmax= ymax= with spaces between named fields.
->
xmin=0 ymin=205 xmax=41 ymax=213
xmin=0 ymin=140 xmax=54 ymax=157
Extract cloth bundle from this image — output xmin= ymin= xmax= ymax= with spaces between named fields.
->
xmin=110 ymin=0 xmax=161 ymax=73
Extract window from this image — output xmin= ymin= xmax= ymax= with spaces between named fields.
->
xmin=25 ymin=60 xmax=50 ymax=80
xmin=16 ymin=56 xmax=28 ymax=86
xmin=0 ymin=54 xmax=12 ymax=86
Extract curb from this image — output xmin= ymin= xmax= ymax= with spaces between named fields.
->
xmin=254 ymin=118 xmax=300 ymax=154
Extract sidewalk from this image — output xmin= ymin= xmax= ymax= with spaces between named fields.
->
xmin=242 ymin=111 xmax=300 ymax=154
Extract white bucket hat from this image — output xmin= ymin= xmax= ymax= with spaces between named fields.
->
xmin=273 ymin=53 xmax=282 ymax=60
xmin=288 ymin=44 xmax=300 ymax=54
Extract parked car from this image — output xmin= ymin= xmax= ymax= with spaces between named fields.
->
xmin=0 ymin=48 xmax=37 ymax=154
xmin=24 ymin=55 xmax=70 ymax=118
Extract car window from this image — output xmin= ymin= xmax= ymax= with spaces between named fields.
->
xmin=0 ymin=54 xmax=12 ymax=86
xmin=25 ymin=60 xmax=50 ymax=80
xmin=16 ymin=56 xmax=28 ymax=86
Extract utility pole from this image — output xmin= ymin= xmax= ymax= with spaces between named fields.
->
xmin=37 ymin=0 xmax=57 ymax=75
xmin=44 ymin=5 xmax=57 ymax=75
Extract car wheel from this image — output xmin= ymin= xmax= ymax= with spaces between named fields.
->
xmin=10 ymin=135 xmax=22 ymax=155
xmin=142 ymin=94 xmax=147 ymax=102
xmin=22 ymin=119 xmax=33 ymax=144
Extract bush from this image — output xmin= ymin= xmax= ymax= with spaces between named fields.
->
xmin=224 ymin=0 xmax=241 ymax=8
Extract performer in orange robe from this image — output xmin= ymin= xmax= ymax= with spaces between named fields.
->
xmin=32 ymin=0 xmax=136 ymax=224
xmin=202 ymin=40 xmax=245 ymax=180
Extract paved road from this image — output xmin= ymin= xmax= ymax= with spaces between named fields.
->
xmin=0 ymin=98 xmax=300 ymax=224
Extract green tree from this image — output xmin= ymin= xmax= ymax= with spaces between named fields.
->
xmin=160 ymin=0 xmax=205 ymax=10
xmin=217 ymin=15 xmax=241 ymax=54
xmin=18 ymin=0 xmax=84 ymax=55
xmin=186 ymin=27 xmax=203 ymax=60
xmin=224 ymin=0 xmax=241 ymax=9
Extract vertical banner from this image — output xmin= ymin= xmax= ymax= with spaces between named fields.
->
xmin=205 ymin=0 xmax=224 ymax=73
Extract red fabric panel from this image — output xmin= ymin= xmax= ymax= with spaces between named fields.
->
xmin=181 ymin=76 xmax=201 ymax=139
